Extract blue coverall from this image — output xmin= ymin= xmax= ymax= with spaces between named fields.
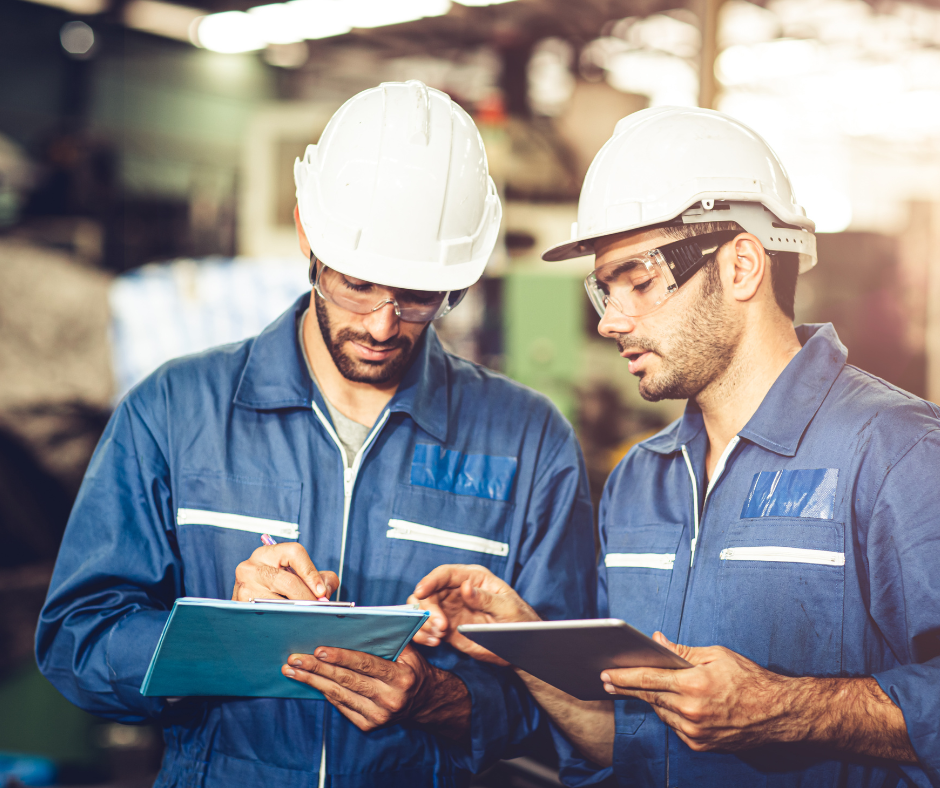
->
xmin=36 ymin=294 xmax=597 ymax=788
xmin=558 ymin=323 xmax=940 ymax=788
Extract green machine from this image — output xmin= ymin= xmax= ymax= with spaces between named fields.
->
xmin=503 ymin=268 xmax=586 ymax=423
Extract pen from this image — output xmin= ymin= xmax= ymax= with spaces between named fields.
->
xmin=260 ymin=534 xmax=330 ymax=602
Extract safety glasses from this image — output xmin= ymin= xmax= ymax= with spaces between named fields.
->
xmin=584 ymin=230 xmax=739 ymax=319
xmin=311 ymin=256 xmax=466 ymax=323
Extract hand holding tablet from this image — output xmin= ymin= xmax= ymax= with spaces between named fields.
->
xmin=411 ymin=564 xmax=690 ymax=700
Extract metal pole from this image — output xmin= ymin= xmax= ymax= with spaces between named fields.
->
xmin=925 ymin=203 xmax=940 ymax=403
xmin=698 ymin=0 xmax=727 ymax=109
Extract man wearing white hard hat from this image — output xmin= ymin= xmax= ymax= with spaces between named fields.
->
xmin=412 ymin=106 xmax=940 ymax=786
xmin=37 ymin=81 xmax=596 ymax=787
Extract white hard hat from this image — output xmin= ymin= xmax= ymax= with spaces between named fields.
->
xmin=295 ymin=80 xmax=502 ymax=292
xmin=543 ymin=106 xmax=817 ymax=272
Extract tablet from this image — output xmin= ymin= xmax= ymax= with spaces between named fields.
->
xmin=458 ymin=618 xmax=691 ymax=701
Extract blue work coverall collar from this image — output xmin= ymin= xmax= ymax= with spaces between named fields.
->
xmin=640 ymin=323 xmax=848 ymax=458
xmin=232 ymin=293 xmax=449 ymax=441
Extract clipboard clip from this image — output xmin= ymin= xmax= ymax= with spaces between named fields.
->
xmin=248 ymin=598 xmax=356 ymax=607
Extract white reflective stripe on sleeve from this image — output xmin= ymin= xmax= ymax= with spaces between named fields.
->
xmin=176 ymin=508 xmax=299 ymax=539
xmin=719 ymin=546 xmax=845 ymax=566
xmin=386 ymin=519 xmax=509 ymax=557
xmin=605 ymin=552 xmax=676 ymax=570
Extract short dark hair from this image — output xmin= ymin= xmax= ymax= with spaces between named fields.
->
xmin=658 ymin=221 xmax=799 ymax=320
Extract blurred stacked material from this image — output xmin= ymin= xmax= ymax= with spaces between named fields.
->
xmin=109 ymin=256 xmax=310 ymax=399
xmin=0 ymin=239 xmax=112 ymax=558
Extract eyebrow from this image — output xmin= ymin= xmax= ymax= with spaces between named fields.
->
xmin=596 ymin=258 xmax=646 ymax=282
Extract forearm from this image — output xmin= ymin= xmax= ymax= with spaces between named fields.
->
xmin=516 ymin=669 xmax=614 ymax=767
xmin=792 ymin=676 xmax=916 ymax=762
xmin=413 ymin=665 xmax=472 ymax=741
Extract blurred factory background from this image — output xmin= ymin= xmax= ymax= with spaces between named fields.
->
xmin=3 ymin=0 xmax=940 ymax=784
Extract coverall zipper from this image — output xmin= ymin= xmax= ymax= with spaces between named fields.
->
xmin=310 ymin=401 xmax=391 ymax=788
xmin=670 ymin=437 xmax=739 ymax=787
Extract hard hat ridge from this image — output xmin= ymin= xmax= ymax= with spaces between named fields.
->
xmin=295 ymin=80 xmax=502 ymax=293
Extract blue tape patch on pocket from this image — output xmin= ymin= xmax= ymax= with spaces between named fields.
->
xmin=410 ymin=444 xmax=517 ymax=502
xmin=741 ymin=468 xmax=839 ymax=520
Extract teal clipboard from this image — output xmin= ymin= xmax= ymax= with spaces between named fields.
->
xmin=140 ymin=598 xmax=429 ymax=700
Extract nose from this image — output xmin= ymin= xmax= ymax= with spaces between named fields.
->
xmin=597 ymin=303 xmax=637 ymax=339
xmin=362 ymin=300 xmax=401 ymax=343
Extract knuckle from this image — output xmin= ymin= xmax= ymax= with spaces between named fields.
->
xmin=684 ymin=707 xmax=704 ymax=725
xmin=336 ymin=671 xmax=357 ymax=688
xmin=679 ymin=719 xmax=702 ymax=739
xmin=677 ymin=700 xmax=701 ymax=721
xmin=374 ymin=709 xmax=393 ymax=726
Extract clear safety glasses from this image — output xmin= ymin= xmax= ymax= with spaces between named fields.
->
xmin=584 ymin=230 xmax=739 ymax=319
xmin=311 ymin=256 xmax=466 ymax=323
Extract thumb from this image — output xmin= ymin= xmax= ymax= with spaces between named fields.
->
xmin=652 ymin=631 xmax=698 ymax=663
xmin=460 ymin=581 xmax=523 ymax=622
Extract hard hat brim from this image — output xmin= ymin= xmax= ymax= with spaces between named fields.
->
xmin=541 ymin=196 xmax=817 ymax=273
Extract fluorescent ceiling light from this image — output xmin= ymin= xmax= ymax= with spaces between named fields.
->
xmin=196 ymin=10 xmax=266 ymax=52
xmin=24 ymin=0 xmax=107 ymax=14
xmin=345 ymin=0 xmax=450 ymax=28
xmin=286 ymin=0 xmax=351 ymax=39
xmin=248 ymin=3 xmax=305 ymax=44
xmin=196 ymin=0 xmax=452 ymax=54
xmin=124 ymin=0 xmax=204 ymax=42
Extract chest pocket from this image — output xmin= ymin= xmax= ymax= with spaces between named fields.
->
xmin=604 ymin=522 xmax=685 ymax=735
xmin=384 ymin=483 xmax=514 ymax=585
xmin=175 ymin=472 xmax=303 ymax=598
xmin=714 ymin=517 xmax=845 ymax=676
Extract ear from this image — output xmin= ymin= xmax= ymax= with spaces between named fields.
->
xmin=294 ymin=204 xmax=312 ymax=259
xmin=721 ymin=232 xmax=768 ymax=304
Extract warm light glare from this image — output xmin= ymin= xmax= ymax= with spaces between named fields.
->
xmin=123 ymin=0 xmax=205 ymax=42
xmin=798 ymin=187 xmax=853 ymax=233
xmin=717 ymin=38 xmax=821 ymax=85
xmin=196 ymin=10 xmax=266 ymax=53
xmin=606 ymin=49 xmax=698 ymax=107
xmin=263 ymin=41 xmax=309 ymax=68
xmin=23 ymin=0 xmax=107 ymax=14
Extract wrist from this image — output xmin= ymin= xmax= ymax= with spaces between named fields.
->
xmin=411 ymin=662 xmax=472 ymax=739
xmin=782 ymin=676 xmax=838 ymax=744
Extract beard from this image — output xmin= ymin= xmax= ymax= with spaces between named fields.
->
xmin=314 ymin=295 xmax=426 ymax=384
xmin=619 ymin=265 xmax=742 ymax=402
